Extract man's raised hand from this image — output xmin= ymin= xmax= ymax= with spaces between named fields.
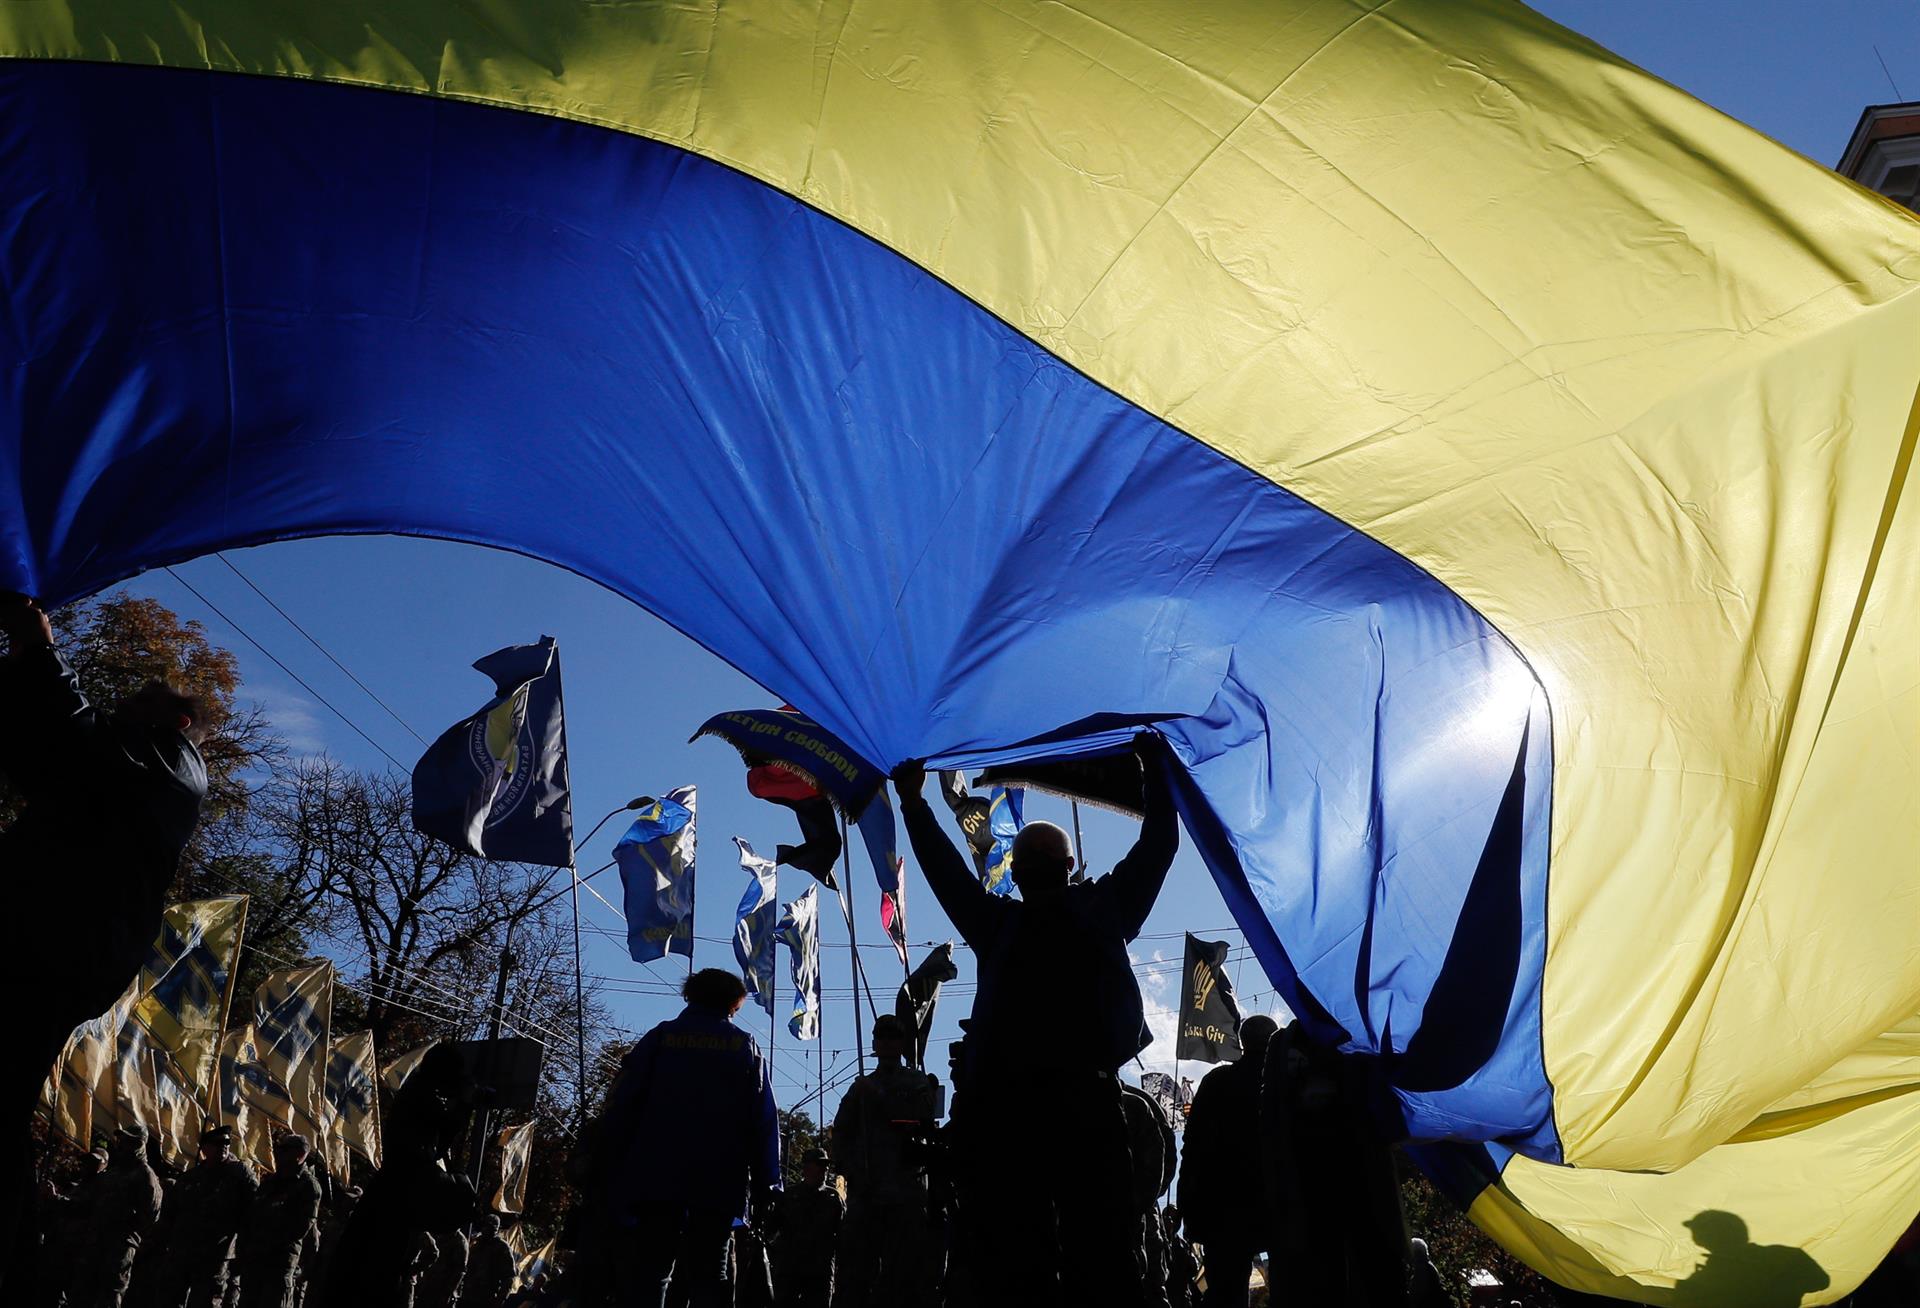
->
xmin=892 ymin=759 xmax=927 ymax=799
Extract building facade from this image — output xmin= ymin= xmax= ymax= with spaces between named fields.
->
xmin=1838 ymin=101 xmax=1920 ymax=212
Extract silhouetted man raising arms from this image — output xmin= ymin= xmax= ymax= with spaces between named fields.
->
xmin=893 ymin=734 xmax=1179 ymax=1307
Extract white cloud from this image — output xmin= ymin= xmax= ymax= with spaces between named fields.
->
xmin=250 ymin=681 xmax=327 ymax=755
xmin=1134 ymin=947 xmax=1181 ymax=1077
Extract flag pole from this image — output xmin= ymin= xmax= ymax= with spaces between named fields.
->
xmin=570 ymin=862 xmax=588 ymax=1127
xmin=1071 ymin=800 xmax=1087 ymax=871
xmin=769 ymin=935 xmax=781 ymax=1175
xmin=839 ymin=814 xmax=866 ymax=1078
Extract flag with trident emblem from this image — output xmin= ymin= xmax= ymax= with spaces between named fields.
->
xmin=1175 ymin=933 xmax=1242 ymax=1064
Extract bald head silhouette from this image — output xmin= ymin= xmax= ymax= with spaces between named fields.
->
xmin=1010 ymin=820 xmax=1074 ymax=897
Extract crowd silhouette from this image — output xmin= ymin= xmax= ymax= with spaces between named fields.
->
xmin=7 ymin=592 xmax=1917 ymax=1307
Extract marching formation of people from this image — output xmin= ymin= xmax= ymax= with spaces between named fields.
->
xmin=26 ymin=1117 xmax=532 ymax=1308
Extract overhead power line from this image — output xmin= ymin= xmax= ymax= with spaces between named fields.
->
xmin=162 ymin=566 xmax=412 ymax=771
xmin=215 ymin=553 xmax=431 ymax=744
xmin=194 ymin=859 xmax=585 ymax=1048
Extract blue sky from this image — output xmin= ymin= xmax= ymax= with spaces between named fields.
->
xmin=117 ymin=1 xmax=1920 ymax=1117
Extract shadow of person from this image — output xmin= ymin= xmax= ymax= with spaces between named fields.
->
xmin=1672 ymin=1210 xmax=1829 ymax=1307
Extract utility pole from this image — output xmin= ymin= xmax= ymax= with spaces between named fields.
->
xmin=466 ymin=941 xmax=516 ymax=1190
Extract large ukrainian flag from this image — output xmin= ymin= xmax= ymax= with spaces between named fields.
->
xmin=0 ymin=3 xmax=1913 ymax=1300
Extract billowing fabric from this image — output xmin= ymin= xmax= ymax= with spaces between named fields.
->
xmin=48 ymin=989 xmax=204 ymax=1165
xmin=984 ymin=788 xmax=1026 ymax=899
xmin=732 ymin=838 xmax=779 ymax=1016
xmin=777 ymin=886 xmax=823 ymax=1043
xmin=936 ymin=773 xmax=995 ymax=877
xmin=1175 ymin=934 xmax=1243 ymax=1066
xmin=381 ymin=1042 xmax=437 ymax=1094
xmin=242 ymin=964 xmax=334 ymax=1146
xmin=615 ymin=787 xmax=698 ymax=964
xmin=131 ymin=896 xmax=248 ymax=1105
xmin=492 ymin=1120 xmax=535 ymax=1216
xmin=746 ymin=764 xmax=843 ymax=889
xmin=0 ymin=1 xmax=1914 ymax=1299
xmin=46 ymin=898 xmax=247 ymax=1163
xmin=411 ymin=638 xmax=575 ymax=867
xmin=694 ymin=708 xmax=885 ymax=814
xmin=325 ymin=1029 xmax=383 ymax=1171
xmin=218 ymin=1024 xmax=274 ymax=1172
xmin=857 ymin=791 xmax=908 ymax=962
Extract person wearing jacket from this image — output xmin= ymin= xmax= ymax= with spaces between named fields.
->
xmin=148 ymin=1124 xmax=258 ymax=1308
xmin=832 ymin=1014 xmax=941 ymax=1308
xmin=82 ymin=1125 xmax=165 ymax=1308
xmin=592 ymin=968 xmax=779 ymax=1308
xmin=1120 ymin=1081 xmax=1178 ymax=1308
xmin=0 ymin=593 xmax=209 ymax=1288
xmin=457 ymin=1215 xmax=517 ymax=1308
xmin=769 ymin=1148 xmax=841 ymax=1308
xmin=1178 ymin=1016 xmax=1280 ymax=1307
xmin=893 ymin=734 xmax=1179 ymax=1308
xmin=239 ymin=1134 xmax=324 ymax=1308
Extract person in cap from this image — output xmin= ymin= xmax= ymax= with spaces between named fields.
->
xmin=769 ymin=1147 xmax=841 ymax=1308
xmin=0 ymin=594 xmax=209 ymax=1287
xmin=78 ymin=1124 xmax=164 ymax=1308
xmin=588 ymin=968 xmax=780 ymax=1308
xmin=1179 ymin=1015 xmax=1281 ymax=1307
xmin=148 ymin=1124 xmax=258 ymax=1308
xmin=831 ymin=1014 xmax=942 ymax=1308
xmin=238 ymin=1134 xmax=323 ymax=1308
xmin=893 ymin=734 xmax=1179 ymax=1307
xmin=457 ymin=1214 xmax=517 ymax=1308
xmin=414 ymin=1224 xmax=468 ymax=1308
xmin=1675 ymin=1210 xmax=1829 ymax=1308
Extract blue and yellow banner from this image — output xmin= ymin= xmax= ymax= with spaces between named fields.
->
xmin=46 ymin=897 xmax=248 ymax=1162
xmin=984 ymin=788 xmax=1025 ymax=897
xmin=219 ymin=1022 xmax=274 ymax=1172
xmin=324 ymin=1028 xmax=381 ymax=1175
xmin=242 ymin=963 xmax=334 ymax=1147
xmin=130 ymin=896 xmax=247 ymax=1106
xmin=2 ymin=2 xmax=1916 ymax=1298
xmin=616 ymin=787 xmax=697 ymax=964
